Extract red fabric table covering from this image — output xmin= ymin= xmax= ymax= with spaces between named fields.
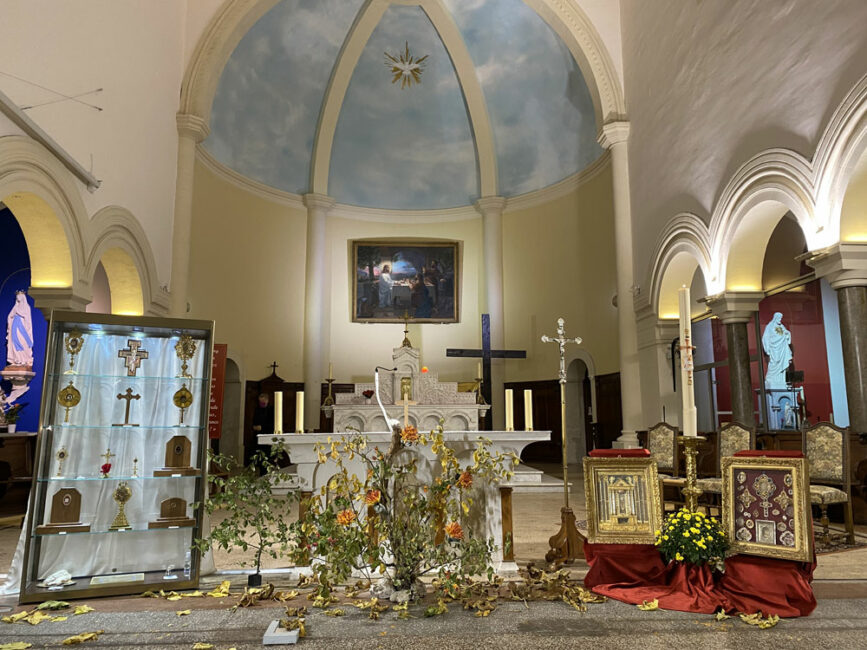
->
xmin=584 ymin=544 xmax=816 ymax=617
xmin=589 ymin=449 xmax=651 ymax=457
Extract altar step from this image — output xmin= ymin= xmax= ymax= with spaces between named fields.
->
xmin=508 ymin=463 xmax=573 ymax=493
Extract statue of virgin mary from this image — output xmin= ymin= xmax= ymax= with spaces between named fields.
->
xmin=6 ymin=291 xmax=34 ymax=369
xmin=761 ymin=312 xmax=792 ymax=390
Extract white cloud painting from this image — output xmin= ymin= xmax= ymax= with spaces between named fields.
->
xmin=204 ymin=0 xmax=602 ymax=207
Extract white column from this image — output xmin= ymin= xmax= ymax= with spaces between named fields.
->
xmin=170 ymin=113 xmax=210 ymax=316
xmin=476 ymin=196 xmax=507 ymax=430
xmin=302 ymin=193 xmax=335 ymax=432
xmin=598 ymin=122 xmax=642 ymax=448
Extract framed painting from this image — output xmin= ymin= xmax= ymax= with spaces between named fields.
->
xmin=721 ymin=456 xmax=812 ymax=562
xmin=584 ymin=456 xmax=663 ymax=544
xmin=352 ymin=240 xmax=460 ymax=323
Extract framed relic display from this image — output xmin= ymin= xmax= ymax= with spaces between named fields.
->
xmin=583 ymin=456 xmax=663 ymax=544
xmin=721 ymin=456 xmax=812 ymax=562
xmin=19 ymin=312 xmax=214 ymax=603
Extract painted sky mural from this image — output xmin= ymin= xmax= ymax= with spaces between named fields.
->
xmin=204 ymin=0 xmax=602 ymax=209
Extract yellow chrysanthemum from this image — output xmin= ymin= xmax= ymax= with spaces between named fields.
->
xmin=675 ymin=552 xmax=684 ymax=561
xmin=683 ymin=531 xmax=690 ymax=538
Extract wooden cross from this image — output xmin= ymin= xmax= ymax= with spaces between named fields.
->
xmin=101 ymin=448 xmax=116 ymax=464
xmin=115 ymin=387 xmax=141 ymax=426
xmin=118 ymin=340 xmax=149 ymax=376
xmin=395 ymin=388 xmax=417 ymax=428
xmin=446 ymin=313 xmax=526 ymax=429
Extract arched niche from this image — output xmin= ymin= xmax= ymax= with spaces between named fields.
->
xmin=840 ymin=148 xmax=867 ymax=242
xmin=564 ymin=358 xmax=590 ymax=462
xmin=657 ymin=252 xmax=705 ymax=319
xmin=97 ymin=247 xmax=144 ymax=316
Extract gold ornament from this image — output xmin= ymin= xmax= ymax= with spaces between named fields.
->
xmin=173 ymin=384 xmax=194 ymax=425
xmin=55 ymin=447 xmax=68 ymax=476
xmin=109 ymin=482 xmax=132 ymax=530
xmin=64 ymin=330 xmax=84 ymax=373
xmin=57 ymin=381 xmax=81 ymax=423
xmin=384 ymin=41 xmax=428 ymax=88
xmin=174 ymin=335 xmax=197 ymax=378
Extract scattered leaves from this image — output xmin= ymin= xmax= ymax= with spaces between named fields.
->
xmin=0 ymin=643 xmax=32 ymax=650
xmin=35 ymin=600 xmax=69 ymax=611
xmin=715 ymin=610 xmax=731 ymax=621
xmin=323 ymin=608 xmax=345 ymax=617
xmin=273 ymin=590 xmax=299 ymax=602
xmin=73 ymin=605 xmax=95 ymax=616
xmin=637 ymin=599 xmax=660 ymax=611
xmin=61 ymin=630 xmax=104 ymax=645
xmin=423 ymin=599 xmax=449 ymax=618
xmin=354 ymin=598 xmax=389 ymax=620
xmin=191 ymin=644 xmax=214 ymax=650
xmin=739 ymin=613 xmax=780 ymax=629
xmin=176 ymin=610 xmax=192 ymax=617
xmin=206 ymin=581 xmax=232 ymax=598
xmin=279 ymin=617 xmax=306 ymax=638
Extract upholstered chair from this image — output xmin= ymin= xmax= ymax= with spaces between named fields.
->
xmin=646 ymin=422 xmax=679 ymax=478
xmin=696 ymin=422 xmax=756 ymax=495
xmin=803 ymin=422 xmax=855 ymax=544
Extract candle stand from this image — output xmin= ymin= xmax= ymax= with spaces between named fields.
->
xmin=678 ymin=435 xmax=706 ymax=511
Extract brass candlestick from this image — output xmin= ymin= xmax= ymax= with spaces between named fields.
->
xmin=678 ymin=435 xmax=706 ymax=511
xmin=322 ymin=378 xmax=335 ymax=407
xmin=475 ymin=376 xmax=486 ymax=406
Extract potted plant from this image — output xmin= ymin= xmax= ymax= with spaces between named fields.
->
xmin=655 ymin=508 xmax=729 ymax=573
xmin=194 ymin=442 xmax=298 ymax=587
xmin=3 ymin=404 xmax=22 ymax=433
xmin=292 ymin=424 xmax=517 ymax=603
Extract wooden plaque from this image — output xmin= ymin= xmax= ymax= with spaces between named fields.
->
xmin=35 ymin=488 xmax=91 ymax=534
xmin=153 ymin=435 xmax=199 ymax=476
xmin=148 ymin=497 xmax=196 ymax=529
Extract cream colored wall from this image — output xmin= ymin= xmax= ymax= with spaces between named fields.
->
xmin=187 ymin=157 xmax=308 ymax=379
xmin=503 ymin=161 xmax=619 ymax=380
xmin=621 ymin=0 xmax=867 ymax=286
xmin=188 ymin=154 xmax=617 ymax=386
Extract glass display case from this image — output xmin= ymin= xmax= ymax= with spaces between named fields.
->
xmin=19 ymin=311 xmax=214 ymax=603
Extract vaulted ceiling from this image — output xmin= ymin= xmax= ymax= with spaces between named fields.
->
xmin=204 ymin=0 xmax=601 ymax=210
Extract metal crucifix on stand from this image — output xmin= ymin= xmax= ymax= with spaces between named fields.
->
xmin=541 ymin=317 xmax=587 ymax=565
xmin=446 ymin=313 xmax=526 ymax=429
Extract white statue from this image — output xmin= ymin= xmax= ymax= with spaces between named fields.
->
xmin=761 ymin=312 xmax=792 ymax=390
xmin=6 ymin=291 xmax=34 ymax=369
xmin=378 ymin=265 xmax=394 ymax=308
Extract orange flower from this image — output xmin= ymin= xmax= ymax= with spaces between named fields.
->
xmin=364 ymin=489 xmax=381 ymax=505
xmin=457 ymin=470 xmax=473 ymax=490
xmin=336 ymin=509 xmax=356 ymax=526
xmin=444 ymin=521 xmax=463 ymax=540
xmin=400 ymin=425 xmax=419 ymax=444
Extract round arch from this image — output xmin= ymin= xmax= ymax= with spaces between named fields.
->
xmin=648 ymin=214 xmax=712 ymax=318
xmin=179 ymin=0 xmax=625 ymax=132
xmin=0 ymin=136 xmax=88 ymax=293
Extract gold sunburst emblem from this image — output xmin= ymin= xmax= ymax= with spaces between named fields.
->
xmin=384 ymin=41 xmax=428 ymax=89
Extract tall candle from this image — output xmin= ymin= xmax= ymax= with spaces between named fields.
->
xmin=295 ymin=391 xmax=304 ymax=433
xmin=524 ymin=389 xmax=533 ymax=431
xmin=273 ymin=391 xmax=283 ymax=434
xmin=328 ymin=362 xmax=333 ymax=380
xmin=505 ymin=389 xmax=514 ymax=431
xmin=477 ymin=361 xmax=482 ymax=378
xmin=678 ymin=286 xmax=697 ymax=436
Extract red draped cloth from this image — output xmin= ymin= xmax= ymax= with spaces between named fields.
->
xmin=583 ymin=450 xmax=816 ymax=617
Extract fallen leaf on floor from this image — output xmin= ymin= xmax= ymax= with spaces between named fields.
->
xmin=23 ymin=611 xmax=56 ymax=625
xmin=323 ymin=608 xmax=344 ymax=617
xmin=141 ymin=591 xmax=159 ymax=598
xmin=73 ymin=606 xmax=95 ymax=616
xmin=739 ymin=613 xmax=780 ymax=629
xmin=191 ymin=644 xmax=214 ymax=650
xmin=423 ymin=599 xmax=448 ymax=618
xmin=0 ymin=642 xmax=32 ymax=649
xmin=637 ymin=599 xmax=660 ymax=611
xmin=284 ymin=606 xmax=307 ymax=617
xmin=176 ymin=610 xmax=192 ymax=617
xmin=61 ymin=630 xmax=104 ymax=645
xmin=715 ymin=610 xmax=730 ymax=621
xmin=1 ymin=611 xmax=30 ymax=624
xmin=182 ymin=591 xmax=204 ymax=598
xmin=35 ymin=601 xmax=69 ymax=611
xmin=206 ymin=581 xmax=232 ymax=598
xmin=279 ymin=617 xmax=306 ymax=638
xmin=50 ymin=616 xmax=69 ymax=623
xmin=273 ymin=590 xmax=299 ymax=602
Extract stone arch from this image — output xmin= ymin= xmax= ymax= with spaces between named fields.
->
xmin=86 ymin=206 xmax=165 ymax=316
xmin=179 ymin=0 xmax=626 ymax=134
xmin=710 ymin=151 xmax=817 ymax=291
xmin=0 ymin=136 xmax=88 ymax=297
xmin=648 ymin=214 xmax=712 ymax=318
xmin=814 ymin=71 xmax=867 ymax=244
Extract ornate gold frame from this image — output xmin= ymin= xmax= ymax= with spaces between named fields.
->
xmin=721 ymin=456 xmax=812 ymax=562
xmin=583 ymin=456 xmax=663 ymax=544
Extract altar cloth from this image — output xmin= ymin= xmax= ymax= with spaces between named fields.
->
xmin=584 ymin=543 xmax=816 ymax=617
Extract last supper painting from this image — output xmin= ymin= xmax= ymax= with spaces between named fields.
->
xmin=352 ymin=240 xmax=459 ymax=323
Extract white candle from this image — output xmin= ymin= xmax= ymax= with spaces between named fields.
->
xmin=295 ymin=391 xmax=304 ymax=433
xmin=477 ymin=360 xmax=482 ymax=378
xmin=678 ymin=286 xmax=697 ymax=436
xmin=505 ymin=389 xmax=514 ymax=431
xmin=328 ymin=362 xmax=333 ymax=380
xmin=273 ymin=391 xmax=283 ymax=434
xmin=524 ymin=389 xmax=533 ymax=431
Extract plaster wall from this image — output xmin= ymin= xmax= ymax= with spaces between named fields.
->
xmin=0 ymin=113 xmax=26 ymax=138
xmin=0 ymin=0 xmax=220 ymax=285
xmin=187 ymin=154 xmax=617 ymax=388
xmin=620 ymin=0 xmax=867 ymax=286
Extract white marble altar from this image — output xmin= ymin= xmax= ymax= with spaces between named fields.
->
xmin=258 ymin=429 xmax=548 ymax=571
xmin=323 ymin=343 xmax=489 ymax=432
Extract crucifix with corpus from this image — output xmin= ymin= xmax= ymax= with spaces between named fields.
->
xmin=395 ymin=378 xmax=417 ymax=429
xmin=446 ymin=313 xmax=526 ymax=430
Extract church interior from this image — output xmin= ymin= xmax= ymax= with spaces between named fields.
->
xmin=1 ymin=0 xmax=867 ymax=647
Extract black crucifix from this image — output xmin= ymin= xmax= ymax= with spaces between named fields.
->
xmin=114 ymin=387 xmax=141 ymax=426
xmin=446 ymin=313 xmax=526 ymax=429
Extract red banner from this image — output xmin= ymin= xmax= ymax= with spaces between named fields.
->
xmin=209 ymin=343 xmax=228 ymax=439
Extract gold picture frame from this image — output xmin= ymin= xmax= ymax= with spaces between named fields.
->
xmin=351 ymin=239 xmax=460 ymax=323
xmin=583 ymin=456 xmax=663 ymax=544
xmin=721 ymin=456 xmax=812 ymax=562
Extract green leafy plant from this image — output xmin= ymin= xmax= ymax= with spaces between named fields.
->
xmin=291 ymin=424 xmax=517 ymax=600
xmin=655 ymin=508 xmax=728 ymax=571
xmin=194 ymin=442 xmax=298 ymax=580
xmin=2 ymin=403 xmax=22 ymax=424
